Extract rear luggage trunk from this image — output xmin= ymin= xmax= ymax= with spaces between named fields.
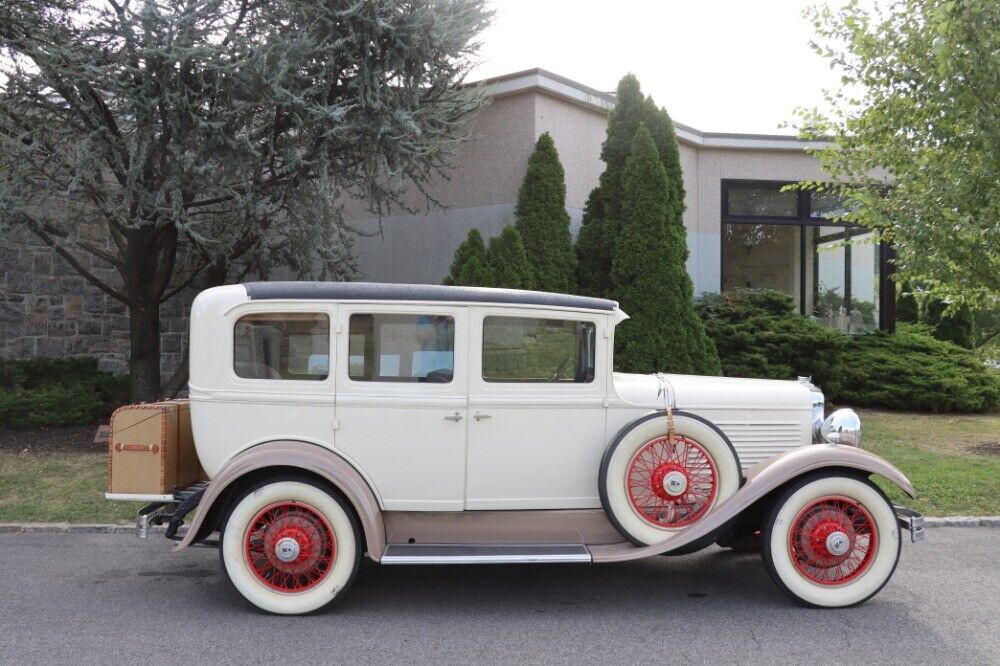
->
xmin=107 ymin=400 xmax=201 ymax=494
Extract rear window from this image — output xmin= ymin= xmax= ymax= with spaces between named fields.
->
xmin=482 ymin=316 xmax=596 ymax=383
xmin=349 ymin=313 xmax=455 ymax=383
xmin=233 ymin=313 xmax=330 ymax=380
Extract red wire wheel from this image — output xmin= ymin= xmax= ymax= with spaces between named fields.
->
xmin=244 ymin=501 xmax=337 ymax=593
xmin=625 ymin=435 xmax=718 ymax=528
xmin=788 ymin=496 xmax=878 ymax=586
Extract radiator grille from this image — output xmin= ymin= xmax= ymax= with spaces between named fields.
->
xmin=716 ymin=422 xmax=804 ymax=471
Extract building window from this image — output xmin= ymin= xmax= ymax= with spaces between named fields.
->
xmin=481 ymin=316 xmax=596 ymax=383
xmin=233 ymin=313 xmax=330 ymax=380
xmin=348 ymin=313 xmax=455 ymax=382
xmin=720 ymin=180 xmax=891 ymax=333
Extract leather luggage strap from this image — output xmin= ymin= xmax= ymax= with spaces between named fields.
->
xmin=115 ymin=443 xmax=160 ymax=453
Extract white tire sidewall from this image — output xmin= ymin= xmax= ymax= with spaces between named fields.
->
xmin=768 ymin=476 xmax=899 ymax=608
xmin=222 ymin=480 xmax=357 ymax=615
xmin=605 ymin=414 xmax=741 ymax=545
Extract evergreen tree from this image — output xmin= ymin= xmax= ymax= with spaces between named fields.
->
xmin=611 ymin=125 xmax=721 ymax=375
xmin=445 ymin=229 xmax=495 ymax=287
xmin=575 ymin=189 xmax=614 ymax=297
xmin=514 ymin=133 xmax=576 ymax=292
xmin=576 ymin=74 xmax=687 ymax=297
xmin=923 ymin=297 xmax=976 ymax=348
xmin=487 ymin=227 xmax=534 ymax=290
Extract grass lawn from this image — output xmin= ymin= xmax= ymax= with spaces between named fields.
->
xmin=860 ymin=409 xmax=1000 ymax=516
xmin=0 ymin=452 xmax=134 ymax=523
xmin=0 ymin=410 xmax=998 ymax=523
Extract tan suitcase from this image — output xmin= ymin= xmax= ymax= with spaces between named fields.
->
xmin=107 ymin=400 xmax=200 ymax=494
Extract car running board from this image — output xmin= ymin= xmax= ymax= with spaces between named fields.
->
xmin=380 ymin=543 xmax=592 ymax=565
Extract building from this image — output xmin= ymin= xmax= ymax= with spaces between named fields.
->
xmin=0 ymin=68 xmax=894 ymax=374
xmin=348 ymin=68 xmax=895 ymax=333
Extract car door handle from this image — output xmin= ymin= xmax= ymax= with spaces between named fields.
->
xmin=444 ymin=411 xmax=463 ymax=422
xmin=473 ymin=411 xmax=492 ymax=421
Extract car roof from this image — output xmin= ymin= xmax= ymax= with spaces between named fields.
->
xmin=243 ymin=281 xmax=618 ymax=312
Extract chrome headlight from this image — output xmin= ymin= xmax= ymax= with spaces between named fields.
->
xmin=821 ymin=408 xmax=862 ymax=447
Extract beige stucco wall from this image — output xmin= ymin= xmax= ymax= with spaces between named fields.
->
xmin=534 ymin=94 xmax=607 ymax=211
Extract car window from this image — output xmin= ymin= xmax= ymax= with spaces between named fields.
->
xmin=482 ymin=316 xmax=596 ymax=383
xmin=233 ymin=313 xmax=330 ymax=380
xmin=348 ymin=313 xmax=455 ymax=383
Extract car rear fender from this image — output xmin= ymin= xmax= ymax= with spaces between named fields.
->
xmin=173 ymin=440 xmax=385 ymax=560
xmin=589 ymin=443 xmax=915 ymax=563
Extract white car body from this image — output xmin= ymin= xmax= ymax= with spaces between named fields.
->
xmin=188 ymin=283 xmax=816 ymax=513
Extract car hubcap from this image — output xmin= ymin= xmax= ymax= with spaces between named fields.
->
xmin=789 ymin=496 xmax=878 ymax=585
xmin=626 ymin=435 xmax=718 ymax=528
xmin=245 ymin=501 xmax=336 ymax=592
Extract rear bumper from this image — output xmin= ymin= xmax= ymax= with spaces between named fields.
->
xmin=894 ymin=505 xmax=925 ymax=543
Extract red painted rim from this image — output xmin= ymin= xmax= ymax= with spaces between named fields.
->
xmin=244 ymin=501 xmax=336 ymax=593
xmin=788 ymin=495 xmax=878 ymax=586
xmin=626 ymin=435 xmax=718 ymax=528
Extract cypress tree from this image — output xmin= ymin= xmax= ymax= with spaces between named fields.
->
xmin=611 ymin=125 xmax=721 ymax=375
xmin=487 ymin=226 xmax=534 ymax=290
xmin=576 ymin=74 xmax=687 ymax=298
xmin=444 ymin=229 xmax=495 ymax=287
xmin=514 ymin=132 xmax=576 ymax=293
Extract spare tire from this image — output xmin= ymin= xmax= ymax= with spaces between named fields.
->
xmin=599 ymin=411 xmax=742 ymax=546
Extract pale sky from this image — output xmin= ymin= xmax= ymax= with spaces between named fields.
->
xmin=470 ymin=0 xmax=843 ymax=135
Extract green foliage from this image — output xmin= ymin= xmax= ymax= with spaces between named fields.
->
xmin=923 ymin=298 xmax=976 ymax=349
xmin=799 ymin=0 xmax=1000 ymax=306
xmin=896 ymin=280 xmax=920 ymax=324
xmin=575 ymin=188 xmax=613 ymax=297
xmin=444 ymin=229 xmax=495 ymax=287
xmin=487 ymin=226 xmax=534 ymax=290
xmin=696 ymin=290 xmax=847 ymax=395
xmin=838 ymin=324 xmax=1000 ymax=412
xmin=513 ymin=133 xmax=576 ymax=293
xmin=0 ymin=357 xmax=129 ymax=428
xmin=611 ymin=126 xmax=720 ymax=375
xmin=0 ymin=0 xmax=491 ymax=400
xmin=576 ymin=74 xmax=686 ymax=298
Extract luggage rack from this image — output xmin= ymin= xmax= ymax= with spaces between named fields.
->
xmin=135 ymin=482 xmax=213 ymax=545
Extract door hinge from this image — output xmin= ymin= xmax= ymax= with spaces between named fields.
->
xmin=333 ymin=418 xmax=341 ymax=431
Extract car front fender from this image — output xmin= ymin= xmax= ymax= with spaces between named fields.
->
xmin=173 ymin=440 xmax=386 ymax=560
xmin=589 ymin=444 xmax=915 ymax=563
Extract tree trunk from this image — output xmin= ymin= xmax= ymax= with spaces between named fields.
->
xmin=129 ymin=299 xmax=162 ymax=403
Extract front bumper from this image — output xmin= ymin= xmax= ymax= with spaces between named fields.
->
xmin=894 ymin=505 xmax=925 ymax=543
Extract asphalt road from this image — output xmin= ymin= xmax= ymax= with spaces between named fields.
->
xmin=1 ymin=528 xmax=997 ymax=665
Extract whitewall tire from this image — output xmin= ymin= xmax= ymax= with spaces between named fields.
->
xmin=762 ymin=473 xmax=901 ymax=608
xmin=599 ymin=412 xmax=742 ymax=546
xmin=219 ymin=478 xmax=361 ymax=615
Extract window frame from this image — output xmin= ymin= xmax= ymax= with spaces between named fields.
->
xmin=720 ymin=179 xmax=896 ymax=331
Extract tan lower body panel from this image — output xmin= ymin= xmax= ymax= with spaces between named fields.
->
xmin=383 ymin=509 xmax=623 ymax=546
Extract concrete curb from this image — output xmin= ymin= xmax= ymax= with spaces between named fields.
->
xmin=2 ymin=518 xmax=1000 ymax=534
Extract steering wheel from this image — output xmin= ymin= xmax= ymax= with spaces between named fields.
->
xmin=549 ymin=355 xmax=573 ymax=382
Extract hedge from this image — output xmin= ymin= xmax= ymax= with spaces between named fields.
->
xmin=0 ymin=357 xmax=130 ymax=429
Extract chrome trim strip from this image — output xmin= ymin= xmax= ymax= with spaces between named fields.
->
xmin=105 ymin=492 xmax=176 ymax=502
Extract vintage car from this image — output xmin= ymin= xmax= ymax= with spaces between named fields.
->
xmin=106 ymin=282 xmax=923 ymax=615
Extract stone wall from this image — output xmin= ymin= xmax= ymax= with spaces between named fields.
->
xmin=0 ymin=229 xmax=191 ymax=378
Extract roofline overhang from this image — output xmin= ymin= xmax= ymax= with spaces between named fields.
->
xmin=469 ymin=67 xmax=833 ymax=152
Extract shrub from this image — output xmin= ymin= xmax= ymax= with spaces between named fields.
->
xmin=514 ymin=132 xmax=576 ymax=292
xmin=487 ymin=226 xmax=534 ymax=290
xmin=0 ymin=357 xmax=130 ymax=428
xmin=611 ymin=125 xmax=721 ymax=375
xmin=696 ymin=289 xmax=847 ymax=395
xmin=837 ymin=324 xmax=1000 ymax=412
xmin=444 ymin=229 xmax=495 ymax=287
xmin=923 ymin=297 xmax=976 ymax=349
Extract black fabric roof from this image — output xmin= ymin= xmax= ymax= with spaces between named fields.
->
xmin=243 ymin=281 xmax=617 ymax=312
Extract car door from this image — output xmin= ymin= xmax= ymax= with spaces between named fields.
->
xmin=334 ymin=304 xmax=468 ymax=511
xmin=465 ymin=307 xmax=609 ymax=510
